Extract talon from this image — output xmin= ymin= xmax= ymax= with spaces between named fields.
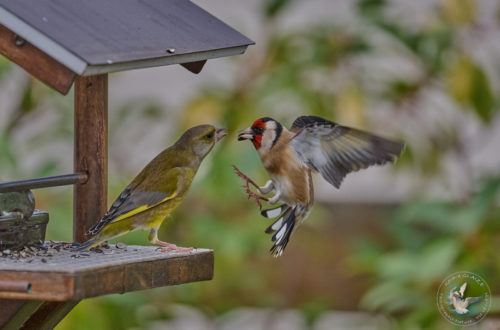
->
xmin=154 ymin=240 xmax=193 ymax=253
xmin=234 ymin=165 xmax=269 ymax=209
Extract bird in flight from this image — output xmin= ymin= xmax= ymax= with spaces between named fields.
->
xmin=449 ymin=282 xmax=483 ymax=315
xmin=236 ymin=115 xmax=404 ymax=257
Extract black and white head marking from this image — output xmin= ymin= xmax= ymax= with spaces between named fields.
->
xmin=259 ymin=118 xmax=282 ymax=152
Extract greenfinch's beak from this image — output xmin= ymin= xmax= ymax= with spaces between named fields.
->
xmin=237 ymin=127 xmax=253 ymax=141
xmin=215 ymin=127 xmax=227 ymax=142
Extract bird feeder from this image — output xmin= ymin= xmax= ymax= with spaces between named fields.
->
xmin=0 ymin=0 xmax=253 ymax=328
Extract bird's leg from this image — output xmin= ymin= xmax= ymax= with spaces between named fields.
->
xmin=233 ymin=165 xmax=269 ymax=208
xmin=148 ymin=227 xmax=193 ymax=253
xmin=233 ymin=165 xmax=260 ymax=189
xmin=267 ymin=190 xmax=281 ymax=205
xmin=259 ymin=180 xmax=274 ymax=194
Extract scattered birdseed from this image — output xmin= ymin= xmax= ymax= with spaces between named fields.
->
xmin=116 ymin=242 xmax=127 ymax=249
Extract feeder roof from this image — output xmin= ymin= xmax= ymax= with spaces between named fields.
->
xmin=0 ymin=0 xmax=254 ymax=76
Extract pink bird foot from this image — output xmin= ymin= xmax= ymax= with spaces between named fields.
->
xmin=233 ymin=165 xmax=269 ymax=209
xmin=155 ymin=240 xmax=193 ymax=253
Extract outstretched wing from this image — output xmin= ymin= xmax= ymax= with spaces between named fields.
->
xmin=460 ymin=282 xmax=467 ymax=297
xmin=465 ymin=296 xmax=483 ymax=306
xmin=290 ymin=116 xmax=405 ymax=188
xmin=87 ymin=167 xmax=188 ymax=235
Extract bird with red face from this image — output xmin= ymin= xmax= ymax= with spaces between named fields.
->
xmin=236 ymin=116 xmax=404 ymax=257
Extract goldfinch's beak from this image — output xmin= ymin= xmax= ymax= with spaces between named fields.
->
xmin=215 ymin=127 xmax=227 ymax=142
xmin=237 ymin=127 xmax=253 ymax=141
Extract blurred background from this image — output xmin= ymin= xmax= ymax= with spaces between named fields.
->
xmin=1 ymin=0 xmax=500 ymax=329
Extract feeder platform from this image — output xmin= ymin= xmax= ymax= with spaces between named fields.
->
xmin=0 ymin=245 xmax=213 ymax=301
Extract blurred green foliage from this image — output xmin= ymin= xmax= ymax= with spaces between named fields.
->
xmin=352 ymin=177 xmax=500 ymax=328
xmin=1 ymin=0 xmax=500 ymax=329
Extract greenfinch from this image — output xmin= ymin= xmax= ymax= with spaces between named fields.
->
xmin=76 ymin=125 xmax=226 ymax=251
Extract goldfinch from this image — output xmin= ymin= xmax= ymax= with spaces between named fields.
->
xmin=236 ymin=116 xmax=404 ymax=257
xmin=76 ymin=125 xmax=226 ymax=251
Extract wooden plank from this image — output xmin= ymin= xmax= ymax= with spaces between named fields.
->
xmin=0 ymin=247 xmax=214 ymax=301
xmin=0 ymin=24 xmax=76 ymax=95
xmin=73 ymin=74 xmax=108 ymax=243
xmin=181 ymin=60 xmax=207 ymax=74
xmin=0 ymin=300 xmax=43 ymax=330
xmin=0 ymin=299 xmax=25 ymax=326
xmin=20 ymin=301 xmax=79 ymax=330
xmin=0 ymin=272 xmax=74 ymax=301
xmin=73 ymin=252 xmax=214 ymax=299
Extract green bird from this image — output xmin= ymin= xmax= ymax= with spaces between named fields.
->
xmin=76 ymin=125 xmax=226 ymax=251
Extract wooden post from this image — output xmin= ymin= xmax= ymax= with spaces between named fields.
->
xmin=74 ymin=75 xmax=108 ymax=242
xmin=12 ymin=75 xmax=109 ymax=329
xmin=19 ymin=301 xmax=79 ymax=330
xmin=0 ymin=75 xmax=108 ymax=329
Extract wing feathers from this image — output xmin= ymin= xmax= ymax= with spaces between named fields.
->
xmin=291 ymin=116 xmax=404 ymax=188
xmin=87 ymin=167 xmax=187 ymax=235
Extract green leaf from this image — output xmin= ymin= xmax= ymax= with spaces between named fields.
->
xmin=357 ymin=0 xmax=387 ymax=19
xmin=263 ymin=0 xmax=294 ymax=18
xmin=0 ymin=56 xmax=10 ymax=76
xmin=415 ymin=240 xmax=459 ymax=283
xmin=361 ymin=282 xmax=417 ymax=312
xmin=471 ymin=65 xmax=496 ymax=122
xmin=0 ymin=133 xmax=18 ymax=172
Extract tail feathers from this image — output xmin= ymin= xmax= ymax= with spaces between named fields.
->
xmin=262 ymin=204 xmax=297 ymax=257
xmin=261 ymin=205 xmax=287 ymax=219
xmin=72 ymin=239 xmax=97 ymax=251
xmin=265 ymin=206 xmax=292 ymax=234
xmin=263 ymin=204 xmax=311 ymax=257
xmin=270 ymin=209 xmax=296 ymax=257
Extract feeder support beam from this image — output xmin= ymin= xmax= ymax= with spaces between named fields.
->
xmin=74 ymin=74 xmax=108 ymax=243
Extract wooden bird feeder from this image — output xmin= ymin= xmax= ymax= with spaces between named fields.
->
xmin=0 ymin=0 xmax=253 ymax=328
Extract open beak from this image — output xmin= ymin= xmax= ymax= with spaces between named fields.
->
xmin=215 ymin=127 xmax=227 ymax=142
xmin=237 ymin=127 xmax=253 ymax=141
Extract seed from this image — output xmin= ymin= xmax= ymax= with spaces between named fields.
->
xmin=116 ymin=242 xmax=127 ymax=249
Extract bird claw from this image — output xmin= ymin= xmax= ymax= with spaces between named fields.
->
xmin=155 ymin=241 xmax=193 ymax=253
xmin=158 ymin=246 xmax=193 ymax=253
xmin=233 ymin=165 xmax=268 ymax=209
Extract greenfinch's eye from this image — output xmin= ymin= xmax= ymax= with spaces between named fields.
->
xmin=205 ymin=132 xmax=214 ymax=139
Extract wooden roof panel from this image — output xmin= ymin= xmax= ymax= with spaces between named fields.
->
xmin=0 ymin=0 xmax=253 ymax=74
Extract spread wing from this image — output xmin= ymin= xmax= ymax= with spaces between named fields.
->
xmin=290 ymin=116 xmax=405 ymax=188
xmin=87 ymin=167 xmax=188 ymax=235
xmin=465 ymin=296 xmax=482 ymax=306
xmin=459 ymin=282 xmax=467 ymax=297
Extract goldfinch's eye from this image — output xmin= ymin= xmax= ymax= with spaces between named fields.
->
xmin=252 ymin=127 xmax=264 ymax=134
xmin=205 ymin=132 xmax=214 ymax=139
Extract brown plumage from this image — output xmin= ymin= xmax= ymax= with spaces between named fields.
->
xmin=236 ymin=115 xmax=404 ymax=257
